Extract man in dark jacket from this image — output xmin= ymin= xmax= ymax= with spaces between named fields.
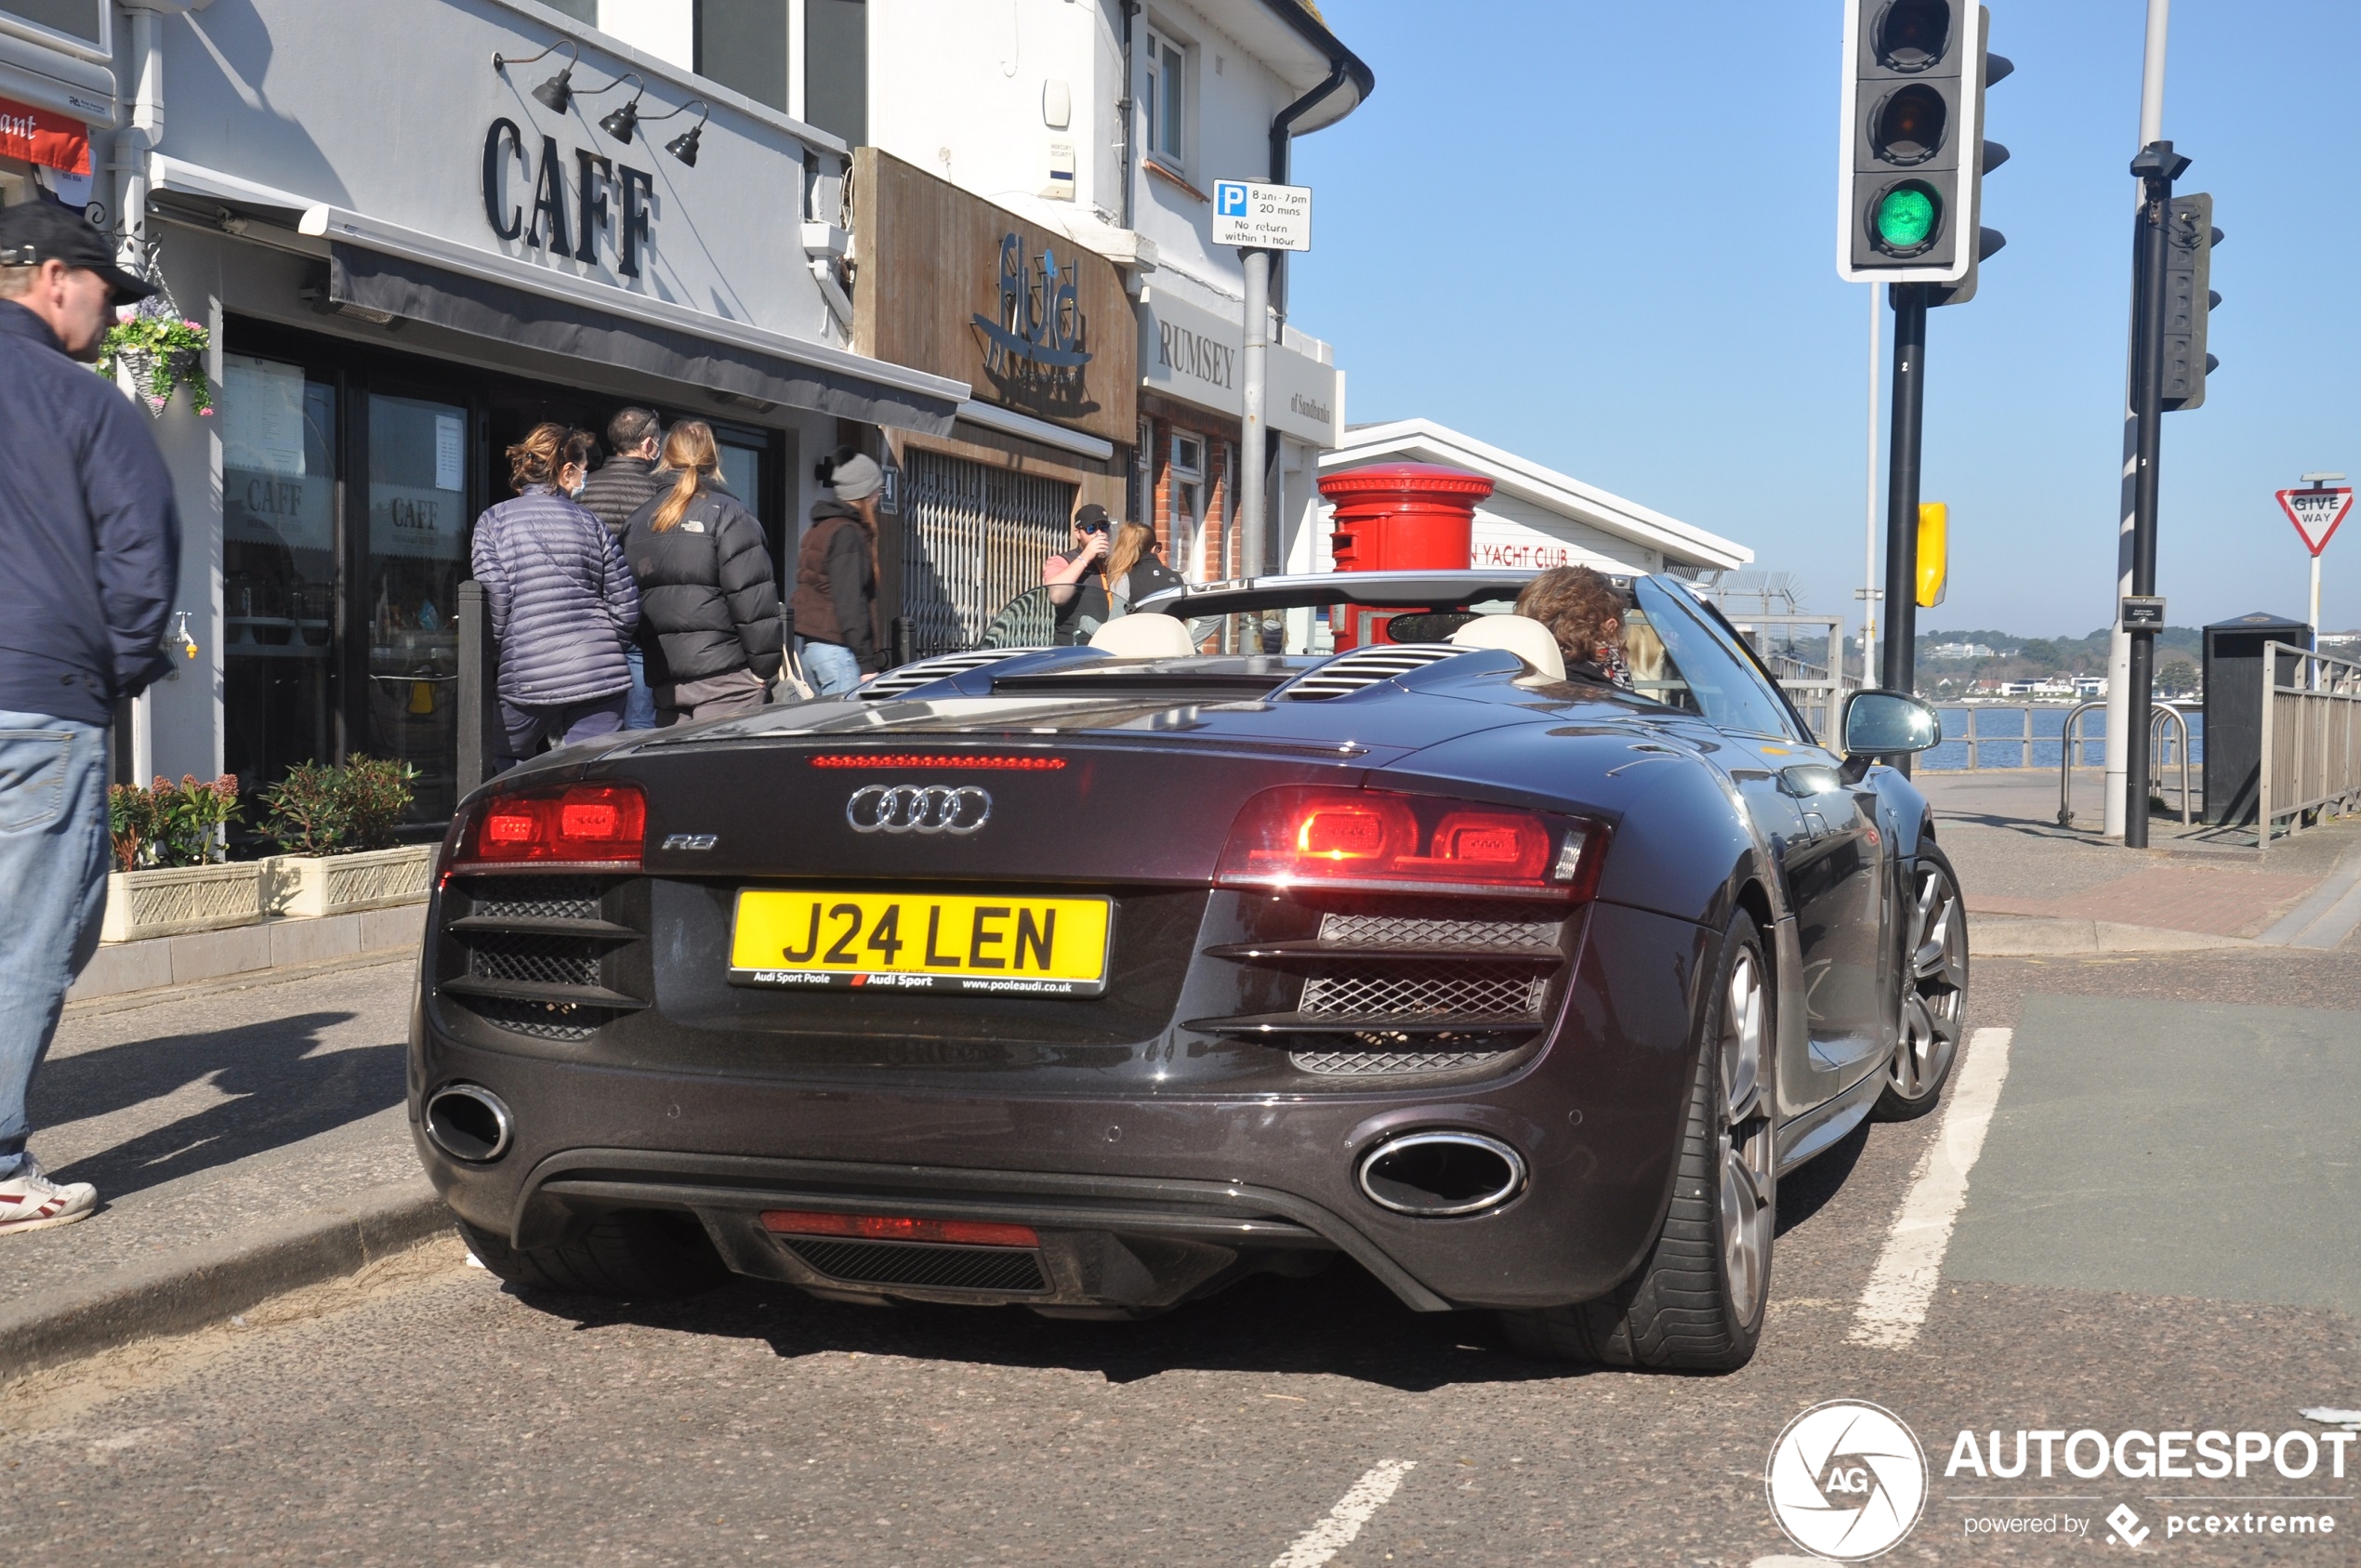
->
xmin=575 ymin=408 xmax=665 ymax=730
xmin=0 ymin=202 xmax=179 ymax=1234
xmin=790 ymin=453 xmax=884 ymax=695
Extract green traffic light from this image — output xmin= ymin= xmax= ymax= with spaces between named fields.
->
xmin=1875 ymin=186 xmax=1938 ymax=250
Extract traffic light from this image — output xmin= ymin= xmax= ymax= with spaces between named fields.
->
xmin=1836 ymin=1 xmax=2010 ymax=292
xmin=2161 ymin=192 xmax=2222 ymax=411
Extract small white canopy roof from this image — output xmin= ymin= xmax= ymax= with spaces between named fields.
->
xmin=1319 ymin=417 xmax=1753 ymax=573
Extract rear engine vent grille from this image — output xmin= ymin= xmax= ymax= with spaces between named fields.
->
xmin=1317 ymin=907 xmax=1563 ymax=952
xmin=785 ymin=1238 xmax=1048 ymax=1293
xmin=1299 ymin=963 xmax=1550 ymax=1021
xmin=1280 ymin=643 xmax=1463 ymax=700
xmin=468 ymin=934 xmax=601 ymax=990
xmin=460 ymin=995 xmax=609 ymax=1042
xmin=864 ymin=648 xmax=1037 ymax=698
xmin=468 ymin=878 xmax=604 ymax=922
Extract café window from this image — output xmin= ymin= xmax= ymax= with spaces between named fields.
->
xmin=1142 ymin=27 xmax=1186 ymax=169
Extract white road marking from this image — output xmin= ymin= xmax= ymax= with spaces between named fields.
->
xmin=1848 ymin=1026 xmax=2014 ymax=1349
xmin=1269 ymin=1459 xmax=1417 ymax=1568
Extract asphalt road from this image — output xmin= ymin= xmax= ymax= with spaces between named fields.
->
xmin=3 ymin=945 xmax=2357 ymax=1566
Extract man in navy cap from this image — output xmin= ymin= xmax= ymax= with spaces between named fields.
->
xmin=0 ymin=200 xmax=181 ymax=1233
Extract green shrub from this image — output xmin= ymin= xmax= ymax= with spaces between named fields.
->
xmin=109 ymin=774 xmax=240 ymax=869
xmin=258 ymin=756 xmax=418 ymax=855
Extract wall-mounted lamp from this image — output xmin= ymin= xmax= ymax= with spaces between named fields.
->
xmin=579 ymin=72 xmax=649 ymax=143
xmin=643 ymin=99 xmax=712 ymax=166
xmin=492 ymin=38 xmax=580 ymax=115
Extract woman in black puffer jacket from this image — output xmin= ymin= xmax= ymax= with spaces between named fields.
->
xmin=622 ymin=420 xmax=784 ymax=724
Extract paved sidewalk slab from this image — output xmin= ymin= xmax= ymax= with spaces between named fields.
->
xmin=3 ymin=959 xmax=442 ymax=1382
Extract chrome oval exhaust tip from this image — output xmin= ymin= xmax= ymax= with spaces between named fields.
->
xmin=1356 ymin=1130 xmax=1526 ymax=1217
xmin=423 ymin=1083 xmax=513 ymax=1164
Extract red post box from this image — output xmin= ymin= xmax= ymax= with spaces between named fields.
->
xmin=1318 ymin=462 xmax=1494 ymax=647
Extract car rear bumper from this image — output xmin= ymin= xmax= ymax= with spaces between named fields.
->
xmin=411 ymin=902 xmax=1715 ymax=1312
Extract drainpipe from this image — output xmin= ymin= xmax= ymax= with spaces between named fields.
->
xmin=1265 ymin=55 xmax=1349 ymax=331
xmin=114 ymin=4 xmax=175 ymax=786
xmin=1117 ymin=1 xmax=1138 ymax=233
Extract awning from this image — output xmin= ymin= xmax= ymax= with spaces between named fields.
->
xmin=328 ymin=242 xmax=961 ymax=436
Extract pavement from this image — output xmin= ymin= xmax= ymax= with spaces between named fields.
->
xmin=1920 ymin=771 xmax=2361 ymax=953
xmin=0 ymin=796 xmax=2355 ymax=1563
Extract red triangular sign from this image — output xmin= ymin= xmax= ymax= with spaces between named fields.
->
xmin=2276 ymin=487 xmax=2353 ymax=558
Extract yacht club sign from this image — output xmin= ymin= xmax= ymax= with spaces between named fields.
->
xmin=481 ymin=118 xmax=657 ymax=278
xmin=971 ymin=232 xmax=1096 ymax=416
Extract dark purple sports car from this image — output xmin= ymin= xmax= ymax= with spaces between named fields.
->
xmin=411 ymin=570 xmax=1960 ymax=1370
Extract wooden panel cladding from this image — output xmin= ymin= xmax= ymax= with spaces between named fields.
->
xmin=851 ymin=148 xmax=1137 ymax=445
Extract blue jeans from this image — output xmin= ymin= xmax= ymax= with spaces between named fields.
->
xmin=0 ymin=714 xmax=111 ymax=1178
xmin=624 ymin=646 xmax=657 ymax=731
xmin=800 ymin=639 xmax=864 ymax=697
xmin=496 ymin=693 xmax=628 ymax=771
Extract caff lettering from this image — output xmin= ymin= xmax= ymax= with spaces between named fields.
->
xmin=482 ymin=119 xmax=656 ymax=279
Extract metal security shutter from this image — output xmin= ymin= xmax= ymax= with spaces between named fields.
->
xmin=901 ymin=449 xmax=1076 ymax=655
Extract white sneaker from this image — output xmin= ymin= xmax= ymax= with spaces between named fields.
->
xmin=0 ymin=1155 xmax=97 ymax=1234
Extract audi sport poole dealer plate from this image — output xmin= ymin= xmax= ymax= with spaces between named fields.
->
xmin=728 ymin=890 xmax=1114 ymax=995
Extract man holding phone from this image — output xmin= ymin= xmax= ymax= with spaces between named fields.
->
xmin=1042 ymin=502 xmax=1115 ymax=645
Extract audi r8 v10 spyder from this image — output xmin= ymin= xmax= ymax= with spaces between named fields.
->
xmin=412 ymin=569 xmax=1960 ymax=1370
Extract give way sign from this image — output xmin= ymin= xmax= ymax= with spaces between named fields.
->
xmin=2276 ymin=486 xmax=2354 ymax=558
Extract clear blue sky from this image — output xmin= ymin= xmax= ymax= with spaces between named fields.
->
xmin=1287 ymin=2 xmax=2361 ymax=638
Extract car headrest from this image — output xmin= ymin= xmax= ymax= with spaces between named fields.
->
xmin=1088 ymin=613 xmax=1199 ymax=658
xmin=1448 ymin=613 xmax=1567 ymax=681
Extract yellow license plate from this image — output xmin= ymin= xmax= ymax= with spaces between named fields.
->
xmin=729 ymin=890 xmax=1114 ymax=996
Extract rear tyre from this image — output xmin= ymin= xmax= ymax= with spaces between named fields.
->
xmin=1872 ymin=843 xmax=1967 ymax=1122
xmin=456 ymin=1211 xmax=730 ymax=1300
xmin=1499 ymin=913 xmax=1775 ymax=1372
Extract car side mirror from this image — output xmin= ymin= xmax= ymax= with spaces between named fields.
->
xmin=1839 ymin=690 xmax=1942 ymax=782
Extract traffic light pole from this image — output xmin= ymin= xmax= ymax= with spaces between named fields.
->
xmin=1880 ymin=282 xmax=1928 ymax=774
xmin=2123 ymin=140 xmax=2186 ymax=850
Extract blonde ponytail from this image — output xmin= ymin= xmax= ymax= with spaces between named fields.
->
xmin=650 ymin=420 xmax=721 ymax=532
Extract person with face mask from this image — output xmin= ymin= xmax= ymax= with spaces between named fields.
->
xmin=469 ymin=422 xmax=641 ymax=767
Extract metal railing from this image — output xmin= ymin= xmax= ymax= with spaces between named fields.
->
xmin=2053 ymin=701 xmax=2195 ymax=828
xmin=2258 ymin=641 xmax=2361 ymax=844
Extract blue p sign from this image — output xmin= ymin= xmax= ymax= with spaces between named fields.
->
xmin=1215 ymin=181 xmax=1247 ymax=217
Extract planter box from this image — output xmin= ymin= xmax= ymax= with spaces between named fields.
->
xmin=100 ymin=862 xmax=266 ymax=943
xmin=261 ymin=844 xmax=438 ymax=919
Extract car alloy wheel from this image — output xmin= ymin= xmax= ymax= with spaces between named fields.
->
xmin=1893 ymin=861 xmax=1964 ymax=1100
xmin=1718 ymin=946 xmax=1775 ymax=1330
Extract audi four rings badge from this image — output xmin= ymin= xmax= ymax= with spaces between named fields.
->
xmin=846 ymin=784 xmax=993 ymax=835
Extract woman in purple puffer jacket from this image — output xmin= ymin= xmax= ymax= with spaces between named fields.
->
xmin=469 ymin=423 xmax=641 ymax=769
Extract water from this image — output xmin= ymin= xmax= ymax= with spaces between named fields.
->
xmin=1920 ymin=705 xmax=2206 ymax=773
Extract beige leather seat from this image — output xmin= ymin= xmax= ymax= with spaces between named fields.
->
xmin=1448 ymin=613 xmax=1567 ymax=681
xmin=1088 ymin=613 xmax=1199 ymax=659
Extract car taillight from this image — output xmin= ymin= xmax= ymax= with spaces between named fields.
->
xmin=447 ymin=783 xmax=646 ymax=873
xmin=760 ymin=1210 xmax=1040 ymax=1248
xmin=1215 ymin=786 xmax=1603 ymax=901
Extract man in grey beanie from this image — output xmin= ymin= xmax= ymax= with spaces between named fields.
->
xmin=789 ymin=453 xmax=885 ymax=695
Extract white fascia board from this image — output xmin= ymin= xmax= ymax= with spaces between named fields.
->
xmin=956 ymin=400 xmax=1115 ymax=461
xmin=295 ymin=199 xmax=969 ymax=405
xmin=1322 ymin=418 xmax=1754 ymax=570
xmin=1168 ymin=0 xmax=1365 ymax=130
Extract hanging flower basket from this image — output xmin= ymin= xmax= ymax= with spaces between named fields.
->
xmin=99 ymin=315 xmax=214 ymax=417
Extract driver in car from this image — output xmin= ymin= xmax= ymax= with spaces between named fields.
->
xmin=1515 ymin=565 xmax=1633 ymax=689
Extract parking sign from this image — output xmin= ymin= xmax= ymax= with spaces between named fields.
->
xmin=1211 ymin=180 xmax=1312 ymax=251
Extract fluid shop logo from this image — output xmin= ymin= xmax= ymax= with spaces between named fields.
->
xmin=1765 ymin=1401 xmax=1929 ymax=1561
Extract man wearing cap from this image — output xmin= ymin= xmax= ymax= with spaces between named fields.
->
xmin=1043 ymin=503 xmax=1115 ymax=645
xmin=790 ymin=453 xmax=885 ymax=696
xmin=0 ymin=202 xmax=181 ymax=1234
